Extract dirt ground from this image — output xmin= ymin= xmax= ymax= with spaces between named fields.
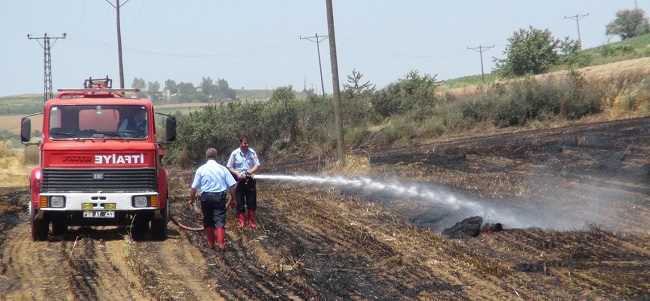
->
xmin=1 ymin=117 xmax=650 ymax=300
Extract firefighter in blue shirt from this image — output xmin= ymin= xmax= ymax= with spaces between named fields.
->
xmin=227 ymin=135 xmax=261 ymax=229
xmin=190 ymin=148 xmax=237 ymax=250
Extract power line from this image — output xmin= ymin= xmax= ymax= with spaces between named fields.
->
xmin=325 ymin=0 xmax=344 ymax=164
xmin=467 ymin=45 xmax=494 ymax=82
xmin=27 ymin=33 xmax=67 ymax=103
xmin=299 ymin=33 xmax=329 ymax=97
xmin=564 ymin=13 xmax=589 ymax=49
xmin=104 ymin=0 xmax=132 ymax=88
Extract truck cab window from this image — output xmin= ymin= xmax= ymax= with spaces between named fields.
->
xmin=49 ymin=105 xmax=148 ymax=139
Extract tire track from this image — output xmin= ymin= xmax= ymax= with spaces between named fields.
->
xmin=62 ymin=227 xmax=150 ymax=301
xmin=1 ymin=224 xmax=75 ymax=301
xmin=65 ymin=235 xmax=100 ymax=301
xmin=125 ymin=225 xmax=221 ymax=301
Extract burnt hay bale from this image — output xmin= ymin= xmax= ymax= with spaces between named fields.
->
xmin=442 ymin=216 xmax=483 ymax=239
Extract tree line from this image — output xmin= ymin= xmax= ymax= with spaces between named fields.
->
xmin=166 ymin=8 xmax=650 ymax=165
xmin=131 ymin=76 xmax=236 ymax=103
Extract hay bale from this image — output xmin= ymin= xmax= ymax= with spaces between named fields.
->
xmin=442 ymin=216 xmax=483 ymax=239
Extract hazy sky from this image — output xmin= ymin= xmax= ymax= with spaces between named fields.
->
xmin=0 ymin=1 xmax=643 ymax=96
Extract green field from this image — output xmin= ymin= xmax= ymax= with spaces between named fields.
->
xmin=579 ymin=33 xmax=650 ymax=66
xmin=0 ymin=94 xmax=42 ymax=115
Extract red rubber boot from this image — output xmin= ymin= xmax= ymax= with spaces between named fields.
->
xmin=205 ymin=227 xmax=215 ymax=248
xmin=215 ymin=227 xmax=226 ymax=250
xmin=247 ymin=209 xmax=257 ymax=230
xmin=237 ymin=212 xmax=246 ymax=228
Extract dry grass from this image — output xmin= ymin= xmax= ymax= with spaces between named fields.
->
xmin=0 ymin=114 xmax=43 ymax=135
xmin=323 ymin=154 xmax=371 ymax=176
xmin=441 ymin=57 xmax=650 ymax=99
xmin=0 ymin=142 xmax=28 ymax=187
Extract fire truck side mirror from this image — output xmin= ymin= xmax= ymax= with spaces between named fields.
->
xmin=20 ymin=118 xmax=31 ymax=143
xmin=165 ymin=117 xmax=176 ymax=142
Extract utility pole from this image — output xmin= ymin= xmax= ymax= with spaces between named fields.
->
xmin=300 ymin=33 xmax=329 ymax=97
xmin=635 ymin=0 xmax=639 ymax=9
xmin=325 ymin=0 xmax=344 ymax=164
xmin=467 ymin=45 xmax=494 ymax=82
xmin=104 ymin=0 xmax=131 ymax=88
xmin=564 ymin=13 xmax=589 ymax=49
xmin=27 ymin=33 xmax=67 ymax=103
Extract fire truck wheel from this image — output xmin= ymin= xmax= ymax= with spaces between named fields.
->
xmin=151 ymin=208 xmax=168 ymax=241
xmin=31 ymin=216 xmax=49 ymax=241
xmin=131 ymin=214 xmax=149 ymax=241
xmin=52 ymin=218 xmax=67 ymax=236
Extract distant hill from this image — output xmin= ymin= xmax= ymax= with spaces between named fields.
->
xmin=443 ymin=33 xmax=650 ymax=89
xmin=0 ymin=94 xmax=42 ymax=115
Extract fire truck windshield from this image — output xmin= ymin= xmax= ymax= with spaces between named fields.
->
xmin=49 ymin=105 xmax=148 ymax=139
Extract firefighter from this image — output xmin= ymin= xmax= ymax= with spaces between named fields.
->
xmin=227 ymin=135 xmax=261 ymax=229
xmin=118 ymin=109 xmax=147 ymax=138
xmin=189 ymin=148 xmax=237 ymax=250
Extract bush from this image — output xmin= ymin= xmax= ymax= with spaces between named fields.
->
xmin=418 ymin=118 xmax=447 ymax=137
xmin=562 ymin=70 xmax=603 ymax=119
xmin=370 ymin=70 xmax=439 ymax=120
xmin=344 ymin=127 xmax=370 ymax=148
xmin=496 ymin=27 xmax=564 ymax=77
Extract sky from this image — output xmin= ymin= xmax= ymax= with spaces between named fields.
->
xmin=0 ymin=0 xmax=644 ymax=96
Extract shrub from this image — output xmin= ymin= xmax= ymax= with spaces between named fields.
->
xmin=562 ymin=70 xmax=603 ymax=119
xmin=344 ymin=127 xmax=370 ymax=148
xmin=418 ymin=118 xmax=447 ymax=137
xmin=496 ymin=27 xmax=564 ymax=77
xmin=371 ymin=70 xmax=439 ymax=120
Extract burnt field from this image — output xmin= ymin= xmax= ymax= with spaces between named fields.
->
xmin=0 ymin=117 xmax=649 ymax=300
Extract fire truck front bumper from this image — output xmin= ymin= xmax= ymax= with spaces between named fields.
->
xmin=38 ymin=192 xmax=161 ymax=212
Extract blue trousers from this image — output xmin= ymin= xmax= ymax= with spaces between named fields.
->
xmin=200 ymin=191 xmax=227 ymax=228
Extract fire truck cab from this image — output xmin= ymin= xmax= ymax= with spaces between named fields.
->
xmin=21 ymin=78 xmax=176 ymax=241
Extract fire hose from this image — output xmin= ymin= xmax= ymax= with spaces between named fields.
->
xmin=170 ymin=215 xmax=204 ymax=231
xmin=168 ymin=199 xmax=206 ymax=232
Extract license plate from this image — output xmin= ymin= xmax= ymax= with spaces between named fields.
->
xmin=83 ymin=211 xmax=115 ymax=218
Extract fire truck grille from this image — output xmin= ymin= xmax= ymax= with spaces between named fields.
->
xmin=42 ymin=169 xmax=158 ymax=193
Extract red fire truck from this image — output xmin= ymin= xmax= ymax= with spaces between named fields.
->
xmin=21 ymin=78 xmax=176 ymax=241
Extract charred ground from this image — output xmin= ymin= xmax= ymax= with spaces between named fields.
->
xmin=0 ymin=117 xmax=649 ymax=300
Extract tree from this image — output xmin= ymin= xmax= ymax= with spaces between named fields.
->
xmin=496 ymin=27 xmax=562 ymax=77
xmin=216 ymin=78 xmax=236 ymax=100
xmin=269 ymin=86 xmax=298 ymax=143
xmin=343 ymin=69 xmax=375 ymax=98
xmin=131 ymin=77 xmax=146 ymax=91
xmin=200 ymin=77 xmax=216 ymax=101
xmin=147 ymin=81 xmax=161 ymax=102
xmin=177 ymin=82 xmax=197 ymax=102
xmin=606 ymin=9 xmax=650 ymax=40
xmin=148 ymin=81 xmax=161 ymax=94
xmin=164 ymin=79 xmax=177 ymax=93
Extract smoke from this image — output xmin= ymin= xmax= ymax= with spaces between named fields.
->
xmin=256 ymin=173 xmax=632 ymax=231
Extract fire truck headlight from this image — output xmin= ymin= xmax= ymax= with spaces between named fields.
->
xmin=49 ymin=196 xmax=66 ymax=208
xmin=133 ymin=196 xmax=149 ymax=208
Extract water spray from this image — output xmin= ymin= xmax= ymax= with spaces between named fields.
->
xmin=254 ymin=174 xmax=524 ymax=227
